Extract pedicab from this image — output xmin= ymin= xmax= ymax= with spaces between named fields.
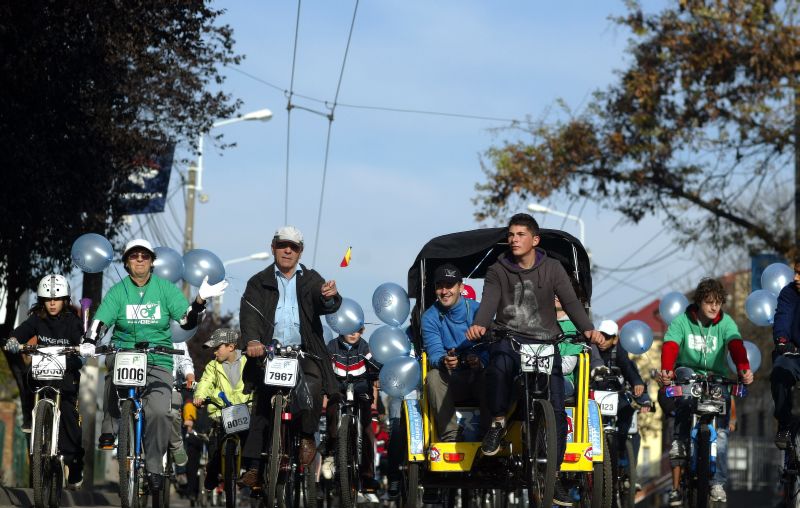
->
xmin=398 ymin=227 xmax=610 ymax=508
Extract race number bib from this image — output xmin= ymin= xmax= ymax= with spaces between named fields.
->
xmin=221 ymin=404 xmax=251 ymax=434
xmin=594 ymin=390 xmax=619 ymax=416
xmin=520 ymin=344 xmax=555 ymax=374
xmin=113 ymin=352 xmax=147 ymax=387
xmin=31 ymin=347 xmax=67 ymax=380
xmin=264 ymin=358 xmax=299 ymax=387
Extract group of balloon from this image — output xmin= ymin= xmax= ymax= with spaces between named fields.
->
xmin=70 ymin=233 xmax=226 ymax=343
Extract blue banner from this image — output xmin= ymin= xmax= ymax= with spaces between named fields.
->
xmin=119 ymin=143 xmax=175 ymax=215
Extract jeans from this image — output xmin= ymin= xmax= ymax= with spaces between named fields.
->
xmin=673 ymin=395 xmax=730 ymax=486
xmin=771 ymin=354 xmax=800 ymax=427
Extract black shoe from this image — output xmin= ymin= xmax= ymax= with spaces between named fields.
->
xmin=98 ymin=433 xmax=116 ymax=450
xmin=66 ymin=461 xmax=83 ymax=489
xmin=387 ymin=478 xmax=400 ymax=499
xmin=422 ymin=487 xmax=441 ymax=504
xmin=149 ymin=473 xmax=164 ymax=493
xmin=553 ymin=478 xmax=573 ymax=507
xmin=776 ymin=427 xmax=792 ymax=450
xmin=668 ymin=489 xmax=683 ymax=507
xmin=481 ymin=422 xmax=506 ymax=456
xmin=362 ymin=477 xmax=380 ymax=492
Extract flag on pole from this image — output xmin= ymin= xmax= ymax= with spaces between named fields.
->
xmin=340 ymin=246 xmax=352 ymax=267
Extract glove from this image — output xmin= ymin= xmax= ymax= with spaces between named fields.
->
xmin=198 ymin=275 xmax=229 ymax=300
xmin=776 ymin=337 xmax=792 ymax=355
xmin=79 ymin=343 xmax=96 ymax=358
xmin=4 ymin=338 xmax=20 ymax=354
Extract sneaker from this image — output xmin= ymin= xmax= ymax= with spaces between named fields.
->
xmin=299 ymin=437 xmax=317 ymax=466
xmin=776 ymin=427 xmax=792 ymax=450
xmin=668 ymin=440 xmax=686 ymax=460
xmin=66 ymin=462 xmax=83 ymax=490
xmin=237 ymin=468 xmax=262 ymax=489
xmin=710 ymin=484 xmax=726 ymax=502
xmin=387 ymin=478 xmax=400 ymax=499
xmin=22 ymin=414 xmax=32 ymax=434
xmin=363 ymin=492 xmax=380 ymax=503
xmin=553 ymin=477 xmax=573 ymax=507
xmin=98 ymin=433 xmax=116 ymax=450
xmin=321 ymin=456 xmax=335 ymax=480
xmin=668 ymin=489 xmax=683 ymax=507
xmin=172 ymin=445 xmax=189 ymax=467
xmin=481 ymin=421 xmax=507 ymax=456
xmin=422 ymin=487 xmax=441 ymax=504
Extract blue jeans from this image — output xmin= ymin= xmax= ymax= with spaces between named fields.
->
xmin=673 ymin=395 xmax=730 ymax=487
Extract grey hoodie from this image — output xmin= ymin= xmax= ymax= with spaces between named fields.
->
xmin=473 ymin=248 xmax=593 ymax=342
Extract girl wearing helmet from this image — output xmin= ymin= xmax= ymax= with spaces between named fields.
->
xmin=3 ymin=274 xmax=85 ymax=487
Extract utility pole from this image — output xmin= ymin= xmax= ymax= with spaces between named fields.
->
xmin=183 ymin=163 xmax=197 ymax=298
xmin=80 ymin=271 xmax=102 ymax=487
xmin=795 ymin=86 xmax=800 ymax=250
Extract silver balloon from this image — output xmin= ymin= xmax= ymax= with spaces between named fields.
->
xmin=618 ymin=320 xmax=654 ymax=354
xmin=745 ymin=289 xmax=777 ymax=327
xmin=761 ymin=263 xmax=794 ymax=296
xmin=322 ymin=325 xmax=334 ymax=343
xmin=326 ymin=298 xmax=365 ymax=336
xmin=369 ymin=325 xmax=412 ymax=364
xmin=726 ymin=340 xmax=762 ymax=375
xmin=379 ymin=356 xmax=421 ymax=398
xmin=153 ymin=247 xmax=184 ymax=283
xmin=71 ymin=233 xmax=113 ymax=273
xmin=658 ymin=291 xmax=689 ymax=325
xmin=372 ymin=283 xmax=411 ymax=327
xmin=170 ymin=319 xmax=197 ymax=343
xmin=183 ymin=249 xmax=225 ymax=287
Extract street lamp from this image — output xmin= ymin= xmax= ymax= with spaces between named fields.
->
xmin=214 ymin=251 xmax=272 ymax=317
xmin=528 ymin=202 xmax=586 ymax=246
xmin=183 ymin=108 xmax=273 ymax=296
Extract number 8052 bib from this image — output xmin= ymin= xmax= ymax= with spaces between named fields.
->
xmin=113 ymin=352 xmax=148 ymax=387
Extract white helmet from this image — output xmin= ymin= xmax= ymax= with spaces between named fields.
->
xmin=37 ymin=274 xmax=70 ymax=299
xmin=123 ymin=238 xmax=155 ymax=259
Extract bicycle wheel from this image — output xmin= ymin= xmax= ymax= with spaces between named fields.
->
xmin=265 ymin=393 xmax=285 ymax=508
xmin=223 ymin=438 xmax=237 ymax=508
xmin=592 ymin=434 xmax=612 ymax=508
xmin=399 ymin=410 xmax=421 ymax=508
xmin=691 ymin=426 xmax=711 ymax=508
xmin=32 ymin=402 xmax=55 ymax=508
xmin=526 ymin=399 xmax=556 ymax=507
xmin=337 ymin=415 xmax=358 ymax=508
xmin=620 ymin=439 xmax=636 ymax=508
xmin=302 ymin=463 xmax=317 ymax=508
xmin=119 ymin=399 xmax=145 ymax=508
xmin=606 ymin=432 xmax=619 ymax=508
xmin=154 ymin=450 xmax=173 ymax=508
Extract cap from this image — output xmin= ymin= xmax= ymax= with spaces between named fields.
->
xmin=273 ymin=226 xmax=303 ymax=246
xmin=434 ymin=263 xmax=462 ymax=286
xmin=460 ymin=284 xmax=476 ymax=300
xmin=598 ymin=319 xmax=619 ymax=336
xmin=123 ymin=239 xmax=155 ymax=259
xmin=203 ymin=328 xmax=241 ymax=349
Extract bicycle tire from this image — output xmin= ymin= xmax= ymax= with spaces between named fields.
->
xmin=606 ymin=432 xmax=619 ymax=508
xmin=154 ymin=449 xmax=172 ymax=508
xmin=48 ymin=456 xmax=62 ymax=508
xmin=399 ymin=410 xmax=421 ymax=508
xmin=527 ymin=399 xmax=556 ymax=508
xmin=265 ymin=393 xmax=285 ymax=508
xmin=337 ymin=416 xmax=357 ymax=508
xmin=223 ymin=438 xmax=237 ymax=508
xmin=119 ymin=399 xmax=144 ymax=508
xmin=621 ymin=439 xmax=637 ymax=508
xmin=693 ymin=426 xmax=711 ymax=508
xmin=593 ymin=434 xmax=612 ymax=508
xmin=302 ymin=465 xmax=317 ymax=508
xmin=32 ymin=402 xmax=54 ymax=508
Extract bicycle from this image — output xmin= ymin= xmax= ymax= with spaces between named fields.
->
xmin=201 ymin=394 xmax=250 ymax=508
xmin=332 ymin=374 xmax=376 ymax=508
xmin=25 ymin=344 xmax=81 ymax=508
xmin=97 ymin=341 xmax=184 ymax=508
xmin=665 ymin=371 xmax=746 ymax=508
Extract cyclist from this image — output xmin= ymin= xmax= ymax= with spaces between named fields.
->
xmin=657 ymin=277 xmax=752 ymax=505
xmin=323 ymin=325 xmax=381 ymax=493
xmin=237 ymin=226 xmax=341 ymax=489
xmin=170 ymin=340 xmax=195 ymax=484
xmin=555 ymin=292 xmax=606 ymax=398
xmin=466 ymin=213 xmax=605 ymax=507
xmin=3 ymin=274 xmax=85 ymax=488
xmin=81 ymin=238 xmax=228 ymax=493
xmin=771 ymin=260 xmax=800 ymax=449
xmin=192 ymin=327 xmax=251 ymax=491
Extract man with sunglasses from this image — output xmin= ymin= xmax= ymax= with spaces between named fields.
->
xmin=237 ymin=226 xmax=342 ymax=490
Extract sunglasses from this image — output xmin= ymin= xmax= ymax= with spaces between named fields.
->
xmin=128 ymin=252 xmax=152 ymax=261
xmin=274 ymin=241 xmax=301 ymax=251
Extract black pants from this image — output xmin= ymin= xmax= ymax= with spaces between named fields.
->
xmin=485 ymin=338 xmax=567 ymax=468
xmin=184 ymin=432 xmax=204 ymax=498
xmin=772 ymin=354 xmax=800 ymax=427
xmin=326 ymin=392 xmax=375 ymax=480
xmin=242 ymin=356 xmax=323 ymax=462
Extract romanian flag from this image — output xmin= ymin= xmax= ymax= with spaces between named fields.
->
xmin=340 ymin=246 xmax=352 ymax=267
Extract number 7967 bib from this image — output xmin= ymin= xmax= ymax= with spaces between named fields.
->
xmin=264 ymin=358 xmax=299 ymax=387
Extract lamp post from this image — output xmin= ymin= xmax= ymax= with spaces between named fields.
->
xmin=528 ymin=202 xmax=586 ymax=246
xmin=214 ymin=251 xmax=272 ymax=318
xmin=184 ymin=108 xmax=273 ymax=296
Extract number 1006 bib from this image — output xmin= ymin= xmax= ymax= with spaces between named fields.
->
xmin=113 ymin=352 xmax=147 ymax=387
xmin=264 ymin=358 xmax=299 ymax=387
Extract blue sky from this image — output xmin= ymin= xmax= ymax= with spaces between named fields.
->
xmin=132 ymin=0 xmax=718 ymax=331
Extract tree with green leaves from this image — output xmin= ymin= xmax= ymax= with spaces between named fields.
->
xmin=476 ymin=0 xmax=799 ymax=257
xmin=0 ymin=1 xmax=242 ymax=337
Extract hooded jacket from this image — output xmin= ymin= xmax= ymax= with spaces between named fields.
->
xmin=473 ymin=249 xmax=593 ymax=342
xmin=421 ymin=296 xmax=487 ymax=368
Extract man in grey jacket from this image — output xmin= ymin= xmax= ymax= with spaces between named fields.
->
xmin=466 ymin=213 xmax=604 ymax=507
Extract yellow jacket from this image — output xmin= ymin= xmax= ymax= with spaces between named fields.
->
xmin=194 ymin=354 xmax=252 ymax=417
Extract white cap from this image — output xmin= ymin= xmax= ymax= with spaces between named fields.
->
xmin=123 ymin=238 xmax=155 ymax=258
xmin=273 ymin=226 xmax=303 ymax=246
xmin=598 ymin=319 xmax=619 ymax=336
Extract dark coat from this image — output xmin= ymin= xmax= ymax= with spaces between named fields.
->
xmin=239 ymin=263 xmax=342 ymax=395
xmin=774 ymin=283 xmax=800 ymax=347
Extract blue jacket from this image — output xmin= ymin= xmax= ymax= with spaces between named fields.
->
xmin=773 ymin=283 xmax=800 ymax=346
xmin=421 ymin=297 xmax=487 ymax=368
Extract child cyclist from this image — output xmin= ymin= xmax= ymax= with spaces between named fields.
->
xmin=323 ymin=326 xmax=381 ymax=494
xmin=3 ymin=274 xmax=85 ymax=488
xmin=193 ymin=328 xmax=252 ymax=491
xmin=657 ymin=278 xmax=753 ymax=505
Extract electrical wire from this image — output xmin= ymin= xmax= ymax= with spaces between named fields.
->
xmin=284 ymin=0 xmax=303 ymax=224
xmin=603 ymin=264 xmax=704 ymax=318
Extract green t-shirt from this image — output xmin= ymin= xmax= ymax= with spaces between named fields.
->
xmin=558 ymin=318 xmax=584 ymax=386
xmin=663 ymin=311 xmax=741 ymax=376
xmin=94 ymin=274 xmax=191 ymax=370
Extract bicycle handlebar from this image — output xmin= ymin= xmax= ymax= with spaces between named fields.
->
xmin=95 ymin=342 xmax=183 ymax=356
xmin=20 ymin=344 xmax=81 ymax=355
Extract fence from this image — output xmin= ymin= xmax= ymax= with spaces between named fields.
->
xmin=727 ymin=435 xmax=782 ymax=491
